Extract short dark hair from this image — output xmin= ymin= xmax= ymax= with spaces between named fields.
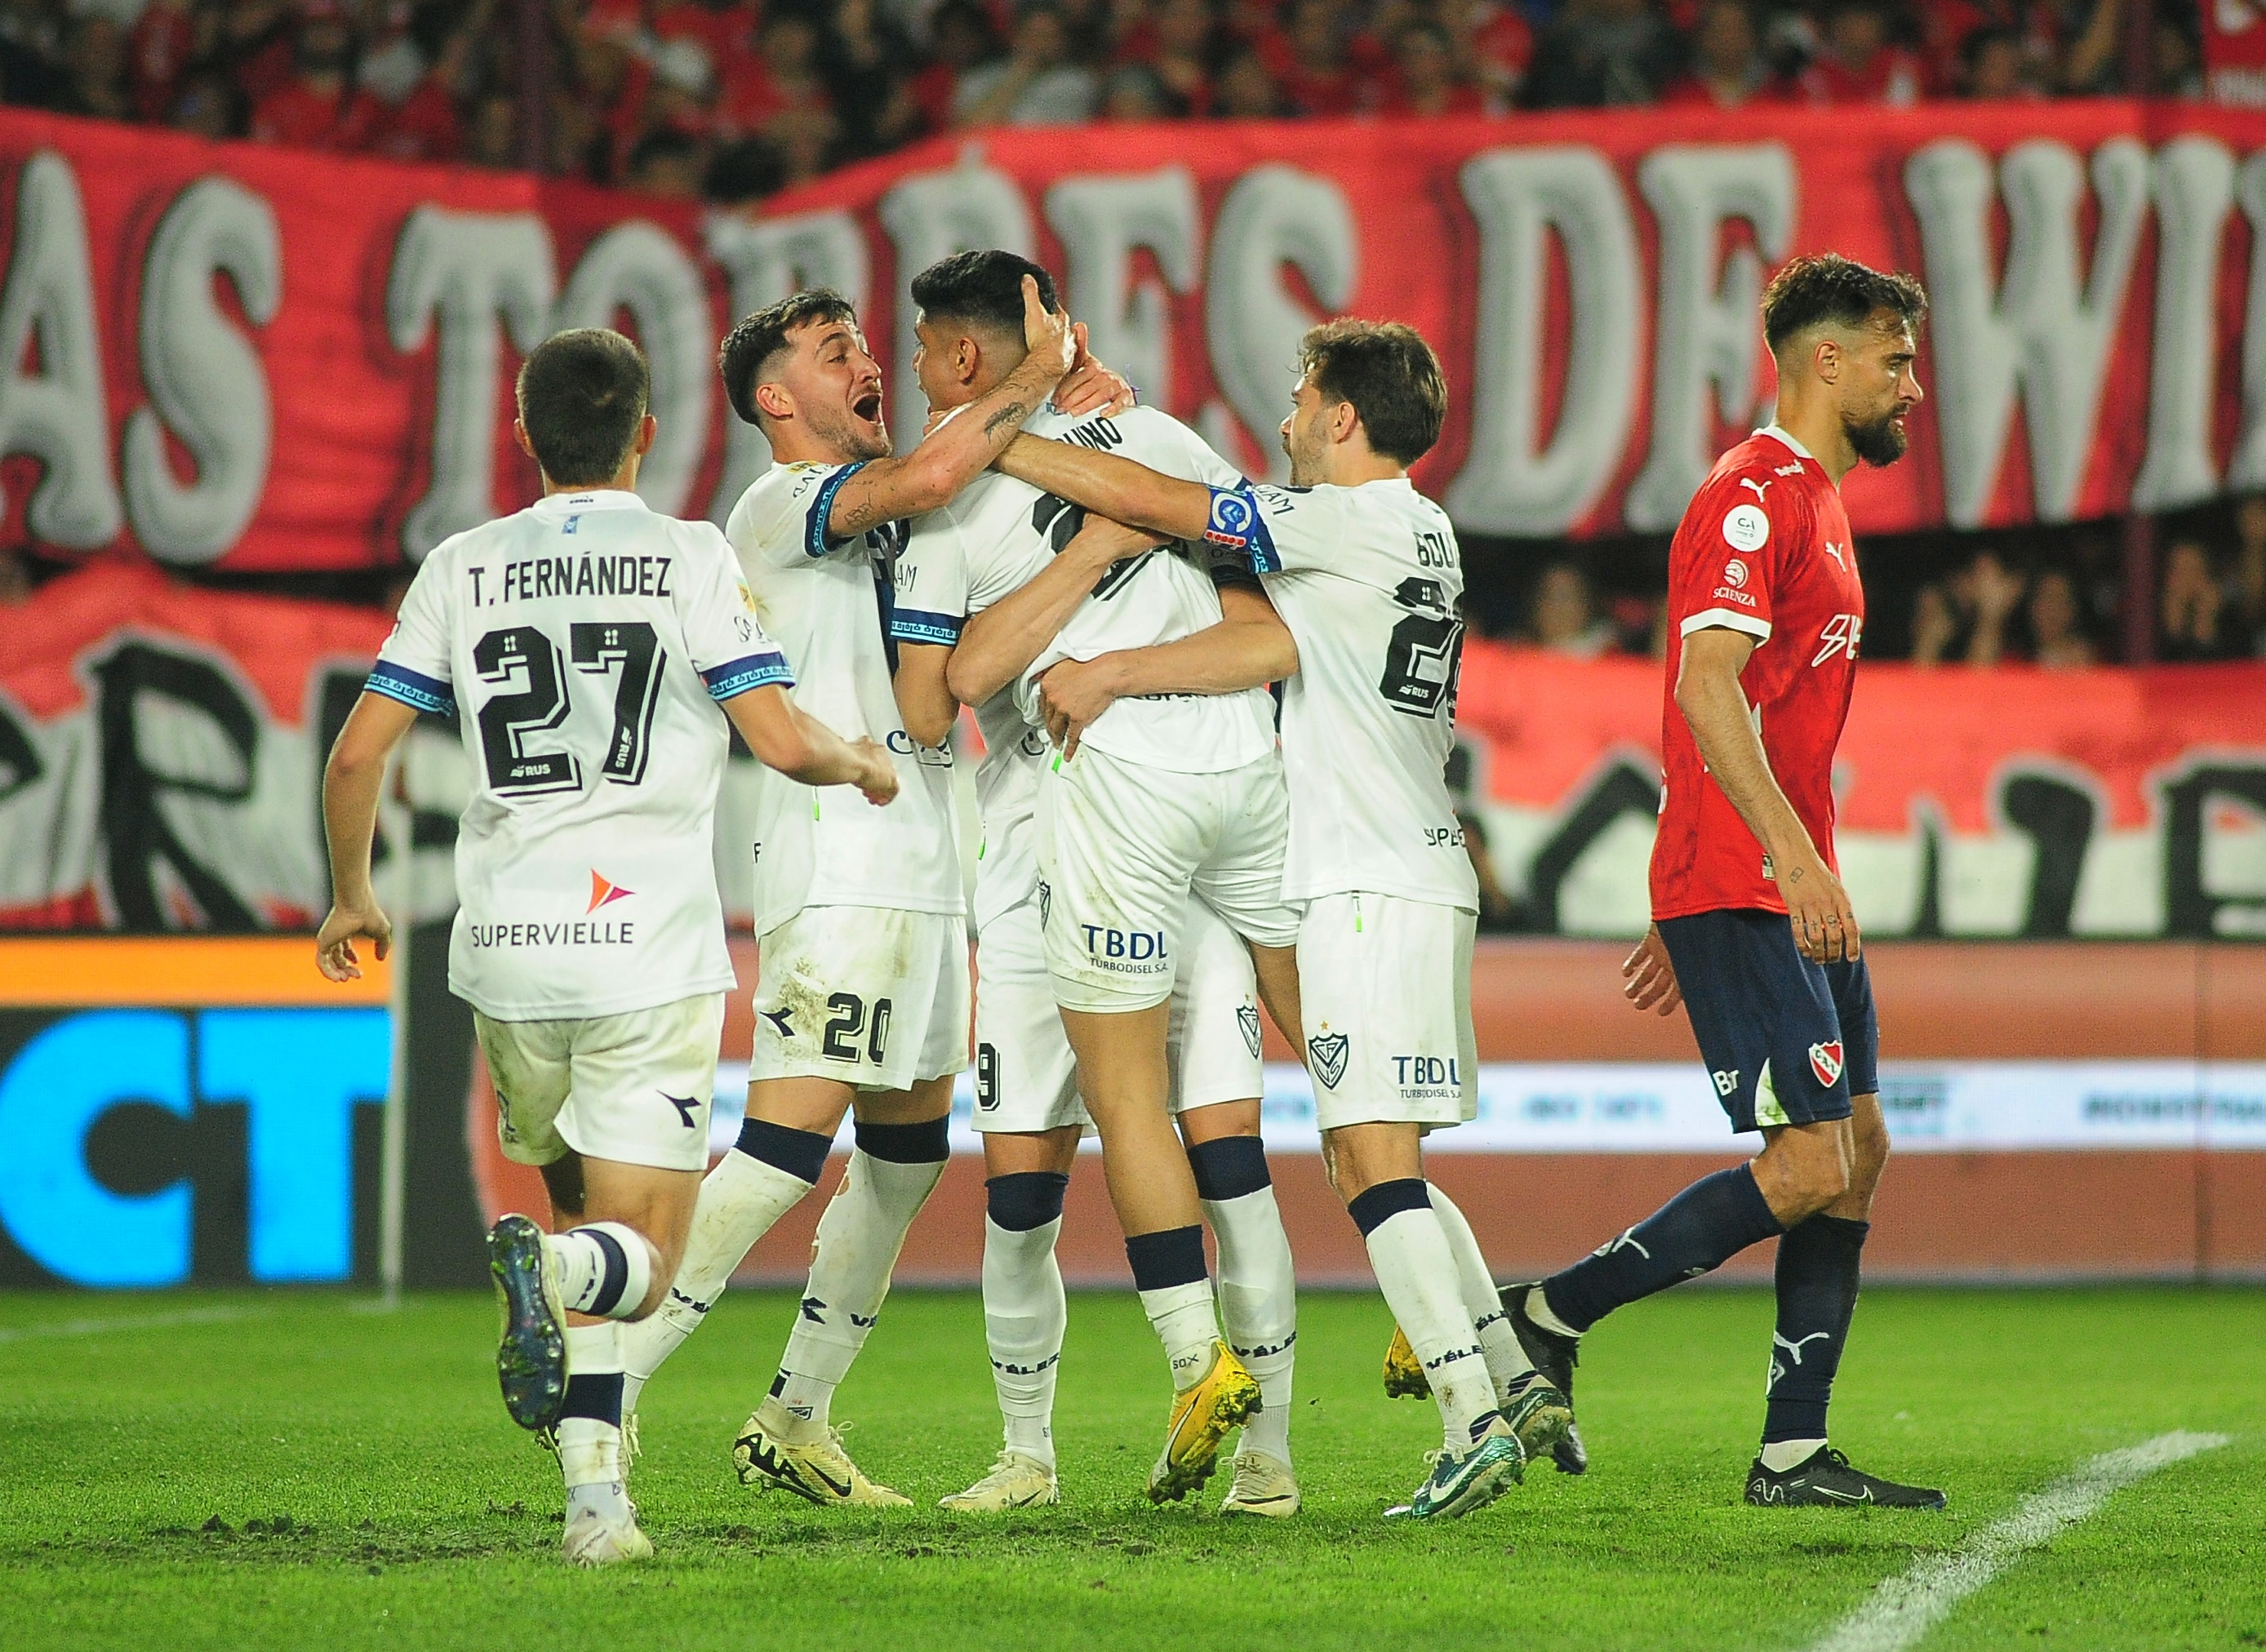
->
xmin=909 ymin=249 xmax=1058 ymax=339
xmin=718 ymin=288 xmax=860 ymax=427
xmin=1762 ymin=254 xmax=1927 ymax=354
xmin=1297 ymin=318 xmax=1447 ymax=466
xmin=515 ymin=327 xmax=649 ymax=486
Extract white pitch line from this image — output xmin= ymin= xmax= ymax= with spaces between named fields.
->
xmin=1808 ymin=1430 xmax=2232 ymax=1652
xmin=0 ymin=1303 xmax=266 ymax=1346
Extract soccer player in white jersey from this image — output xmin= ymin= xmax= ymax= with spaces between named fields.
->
xmin=886 ymin=251 xmax=1303 ymax=1517
xmin=610 ymin=279 xmax=1095 ymax=1507
xmin=992 ymin=319 xmax=1575 ymax=1520
xmin=315 ymin=329 xmax=896 ymax=1565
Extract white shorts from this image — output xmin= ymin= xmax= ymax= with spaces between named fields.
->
xmin=476 ymin=993 xmax=725 ymax=1174
xmin=1297 ymin=892 xmax=1477 ymax=1134
xmin=750 ymin=906 xmax=970 ymax=1092
xmin=972 ymin=891 xmax=1266 ymax=1134
xmin=1037 ymin=744 xmax=1299 ymax=1013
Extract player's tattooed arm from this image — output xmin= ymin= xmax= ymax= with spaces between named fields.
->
xmin=1674 ymin=628 xmax=1860 ymax=963
xmin=824 ymin=277 xmax=1076 ymax=540
xmin=722 ymin=684 xmax=899 ymax=806
xmin=1037 ymin=585 xmax=1296 ymax=757
xmin=946 ymin=516 xmax=1163 ymax=706
xmin=316 ymin=691 xmax=421 ymax=982
xmin=993 ymin=436 xmax=1212 ymax=542
xmin=893 ymin=642 xmax=959 ymax=748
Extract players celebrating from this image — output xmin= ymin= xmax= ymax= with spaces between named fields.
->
xmin=610 ymin=278 xmax=1085 ymax=1507
xmin=317 ymin=328 xmax=896 ymax=1565
xmin=888 ymin=251 xmax=1304 ymax=1516
xmin=1513 ymin=254 xmax=1947 ymax=1510
xmin=987 ymin=319 xmax=1570 ymax=1520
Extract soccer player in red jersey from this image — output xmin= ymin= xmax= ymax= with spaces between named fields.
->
xmin=1505 ymin=254 xmax=1948 ymax=1510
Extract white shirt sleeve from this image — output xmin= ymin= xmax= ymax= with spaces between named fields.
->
xmin=676 ymin=524 xmax=795 ymax=700
xmin=367 ymin=550 xmax=458 ymax=717
xmin=1202 ymin=482 xmax=1352 ymax=579
xmin=736 ymin=462 xmax=872 ymax=569
xmin=890 ymin=502 xmax=971 ymax=644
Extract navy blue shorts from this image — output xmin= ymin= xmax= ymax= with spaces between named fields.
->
xmin=1656 ymin=908 xmax=1878 ymax=1135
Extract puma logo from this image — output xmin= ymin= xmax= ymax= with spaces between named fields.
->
xmin=1739 ymin=477 xmax=1772 ymax=503
xmin=1774 ymin=1330 xmax=1832 ymax=1366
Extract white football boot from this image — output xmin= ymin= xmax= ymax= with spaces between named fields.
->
xmin=940 ymin=1450 xmax=1060 ymax=1512
xmin=562 ymin=1503 xmax=653 ymax=1566
xmin=1219 ymin=1450 xmax=1300 ymax=1517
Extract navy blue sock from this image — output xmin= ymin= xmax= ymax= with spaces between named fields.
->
xmin=1762 ymin=1214 xmax=1869 ymax=1444
xmin=735 ymin=1116 xmax=830 ymax=1184
xmin=1542 ymin=1165 xmax=1783 ymax=1334
xmin=855 ymin=1115 xmax=952 ymax=1164
xmin=1187 ymin=1135 xmax=1272 ymax=1202
xmin=558 ymin=1371 xmax=624 ymax=1427
xmin=987 ymin=1171 xmax=1070 ymax=1232
xmin=1125 ymin=1225 xmax=1208 ymax=1291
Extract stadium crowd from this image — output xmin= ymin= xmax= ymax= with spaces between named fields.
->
xmin=0 ymin=0 xmax=2207 ymax=201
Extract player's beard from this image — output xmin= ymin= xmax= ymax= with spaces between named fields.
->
xmin=1282 ymin=420 xmax=1327 ymax=487
xmin=811 ymin=393 xmax=892 ymax=462
xmin=1846 ymin=404 xmax=1908 ymax=468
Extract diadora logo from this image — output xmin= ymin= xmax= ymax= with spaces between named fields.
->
xmin=1393 ymin=1055 xmax=1459 ymax=1086
xmin=1808 ymin=1041 xmax=1845 ymax=1087
xmin=1812 ymin=613 xmax=1862 ymax=666
xmin=1036 ymin=879 xmax=1051 ymax=928
xmin=1308 ymin=1032 xmax=1349 ymax=1089
xmin=1082 ymin=925 xmax=1166 ymax=961
xmin=1237 ymin=1005 xmax=1263 ymax=1059
xmin=1722 ymin=558 xmax=1749 ymax=589
xmin=587 ymin=871 xmax=633 ymax=913
xmin=1712 ymin=1068 xmax=1740 ymax=1097
xmin=660 ymin=1091 xmax=700 ymax=1129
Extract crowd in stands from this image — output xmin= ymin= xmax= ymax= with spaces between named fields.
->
xmin=0 ymin=0 xmax=2205 ymax=202
xmin=1474 ymin=498 xmax=2266 ymax=665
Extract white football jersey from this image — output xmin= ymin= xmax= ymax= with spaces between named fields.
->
xmin=1011 ymin=406 xmax=1275 ymax=775
xmin=1213 ymin=477 xmax=1478 ymax=912
xmin=371 ymin=489 xmax=792 ymax=1020
xmin=725 ymin=460 xmax=962 ymax=934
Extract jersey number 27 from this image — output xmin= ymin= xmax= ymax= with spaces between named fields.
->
xmin=473 ymin=621 xmax=665 ymax=797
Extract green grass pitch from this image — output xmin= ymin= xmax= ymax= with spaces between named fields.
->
xmin=2 ymin=1285 xmax=2261 ymax=1651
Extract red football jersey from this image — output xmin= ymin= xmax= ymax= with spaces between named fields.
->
xmin=1650 ymin=427 xmax=1865 ymax=921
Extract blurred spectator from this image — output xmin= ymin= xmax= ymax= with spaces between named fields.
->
xmin=706 ymin=133 xmax=786 ymax=202
xmin=224 ymin=0 xmax=300 ymax=109
xmin=1958 ymin=25 xmax=2032 ymax=97
xmin=1215 ymin=42 xmax=1287 ymax=113
xmin=909 ymin=0 xmax=997 ymax=132
xmin=1528 ymin=562 xmax=1616 ymax=658
xmin=1958 ymin=548 xmax=2024 ymax=664
xmin=1438 ymin=0 xmax=1535 ymax=109
xmin=1379 ymin=18 xmax=1486 ymax=113
xmin=953 ymin=3 xmax=1098 ymax=125
xmin=1129 ymin=0 xmax=1219 ymax=116
xmin=1261 ymin=0 xmax=1374 ymax=115
xmin=251 ymin=1 xmax=384 ymax=152
xmin=2234 ymin=495 xmax=2266 ymax=656
xmin=1791 ymin=0 xmax=1924 ymax=104
xmin=718 ymin=13 xmax=837 ymax=146
xmin=2153 ymin=7 xmax=2203 ymax=96
xmin=0 ymin=0 xmax=65 ymax=108
xmin=1910 ymin=580 xmax=1958 ymax=667
xmin=2158 ymin=539 xmax=2242 ymax=661
xmin=2025 ymin=567 xmax=2097 ymax=668
xmin=56 ymin=16 xmax=128 ymax=120
xmin=1524 ymin=0 xmax=1680 ymax=109
xmin=464 ymin=91 xmax=517 ymax=168
xmin=625 ymin=125 xmax=704 ymax=196
xmin=825 ymin=0 xmax=923 ymax=158
xmin=171 ymin=67 xmax=240 ymax=137
xmin=1662 ymin=0 xmax=1771 ymax=106
xmin=127 ymin=0 xmax=197 ymax=122
xmin=1102 ymin=61 xmax=1170 ymax=116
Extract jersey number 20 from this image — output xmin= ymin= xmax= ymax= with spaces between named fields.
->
xmin=473 ymin=622 xmax=665 ymax=797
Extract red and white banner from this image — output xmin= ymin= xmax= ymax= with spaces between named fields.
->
xmin=16 ymin=101 xmax=2266 ymax=569
xmin=2 ymin=558 xmax=2260 ymax=937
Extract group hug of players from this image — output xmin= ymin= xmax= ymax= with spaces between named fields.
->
xmin=318 ymin=245 xmax=1949 ymax=1567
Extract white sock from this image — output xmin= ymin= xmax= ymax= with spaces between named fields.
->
xmin=768 ymin=1147 xmax=945 ymax=1437
xmin=1206 ymin=1187 xmax=1297 ymax=1466
xmin=545 ymin=1222 xmax=655 ymax=1321
xmin=558 ymin=1321 xmax=627 ymax=1518
xmin=1140 ymin=1280 xmax=1221 ymax=1392
xmin=1364 ymin=1208 xmax=1496 ymax=1451
xmin=1428 ymin=1185 xmax=1536 ymax=1401
xmin=1525 ymin=1282 xmax=1580 ymax=1340
xmin=983 ymin=1215 xmax=1065 ymax=1468
xmin=1760 ymin=1437 xmax=1828 ymax=1472
xmin=620 ymin=1147 xmax=816 ymax=1414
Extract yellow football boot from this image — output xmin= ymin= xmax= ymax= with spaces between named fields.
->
xmin=1383 ymin=1326 xmax=1431 ymax=1400
xmin=1144 ymin=1341 xmax=1261 ymax=1503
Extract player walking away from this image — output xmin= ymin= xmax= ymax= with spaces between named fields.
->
xmin=611 ymin=279 xmax=1095 ymax=1508
xmin=316 ymin=328 xmax=897 ymax=1565
xmin=991 ymin=320 xmax=1568 ymax=1521
xmin=1509 ymin=254 xmax=1946 ymax=1510
xmin=886 ymin=251 xmax=1303 ymax=1517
